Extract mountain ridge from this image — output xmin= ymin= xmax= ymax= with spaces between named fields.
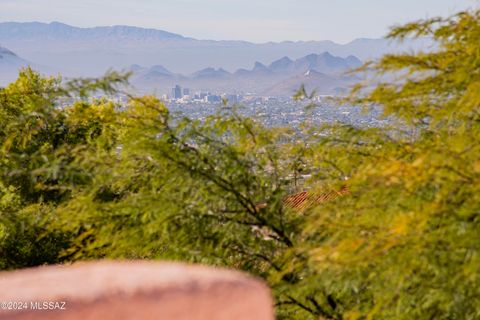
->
xmin=0 ymin=21 xmax=186 ymax=41
xmin=129 ymin=51 xmax=362 ymax=95
xmin=0 ymin=21 xmax=431 ymax=75
xmin=0 ymin=21 xmax=381 ymax=45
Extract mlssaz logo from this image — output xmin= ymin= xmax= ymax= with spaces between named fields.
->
xmin=30 ymin=301 xmax=67 ymax=310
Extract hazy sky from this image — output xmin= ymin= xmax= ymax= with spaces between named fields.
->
xmin=0 ymin=0 xmax=477 ymax=43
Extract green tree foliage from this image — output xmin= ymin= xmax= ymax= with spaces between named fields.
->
xmin=300 ymin=9 xmax=480 ymax=319
xmin=0 ymin=68 xmax=129 ymax=269
xmin=0 ymin=8 xmax=479 ymax=320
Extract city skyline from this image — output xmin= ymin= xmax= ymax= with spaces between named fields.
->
xmin=0 ymin=0 xmax=476 ymax=43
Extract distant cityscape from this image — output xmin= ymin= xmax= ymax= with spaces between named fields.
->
xmin=166 ymin=84 xmax=251 ymax=104
xmin=0 ymin=22 xmax=398 ymax=131
xmin=159 ymin=86 xmax=388 ymax=129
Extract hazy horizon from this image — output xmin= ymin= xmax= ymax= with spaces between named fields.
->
xmin=0 ymin=0 xmax=476 ymax=43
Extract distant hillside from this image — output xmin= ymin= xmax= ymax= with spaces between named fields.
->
xmin=262 ymin=70 xmax=358 ymax=97
xmin=0 ymin=46 xmax=30 ymax=85
xmin=0 ymin=22 xmax=432 ymax=76
xmin=192 ymin=68 xmax=231 ymax=79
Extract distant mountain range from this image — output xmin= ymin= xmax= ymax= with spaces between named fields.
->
xmin=129 ymin=52 xmax=363 ymax=96
xmin=0 ymin=21 xmax=186 ymax=41
xmin=0 ymin=21 xmax=432 ymax=77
